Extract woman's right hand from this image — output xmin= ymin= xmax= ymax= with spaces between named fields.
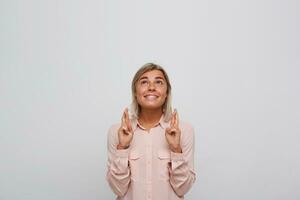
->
xmin=117 ymin=108 xmax=133 ymax=149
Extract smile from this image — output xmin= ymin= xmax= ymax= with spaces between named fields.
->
xmin=144 ymin=95 xmax=159 ymax=100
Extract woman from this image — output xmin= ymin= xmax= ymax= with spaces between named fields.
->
xmin=106 ymin=63 xmax=196 ymax=200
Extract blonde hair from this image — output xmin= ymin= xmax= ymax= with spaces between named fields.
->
xmin=130 ymin=63 xmax=172 ymax=122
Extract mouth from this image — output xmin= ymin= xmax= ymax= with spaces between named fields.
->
xmin=144 ymin=94 xmax=159 ymax=100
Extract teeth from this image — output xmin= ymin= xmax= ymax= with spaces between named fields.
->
xmin=145 ymin=95 xmax=157 ymax=100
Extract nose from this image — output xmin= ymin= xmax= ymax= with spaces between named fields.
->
xmin=148 ymin=82 xmax=156 ymax=91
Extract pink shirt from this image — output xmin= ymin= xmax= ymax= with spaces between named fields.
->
xmin=106 ymin=116 xmax=196 ymax=200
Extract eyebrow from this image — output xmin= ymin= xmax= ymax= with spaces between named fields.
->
xmin=139 ymin=76 xmax=165 ymax=80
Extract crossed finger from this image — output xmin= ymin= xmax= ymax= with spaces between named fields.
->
xmin=171 ymin=109 xmax=179 ymax=129
xmin=174 ymin=109 xmax=179 ymax=128
xmin=125 ymin=108 xmax=133 ymax=131
xmin=121 ymin=108 xmax=132 ymax=132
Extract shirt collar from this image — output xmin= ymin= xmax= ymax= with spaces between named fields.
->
xmin=131 ymin=114 xmax=169 ymax=131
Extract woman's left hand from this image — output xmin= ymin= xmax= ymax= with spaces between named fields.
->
xmin=165 ymin=109 xmax=182 ymax=153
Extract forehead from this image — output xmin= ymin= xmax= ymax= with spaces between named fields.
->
xmin=139 ymin=69 xmax=166 ymax=79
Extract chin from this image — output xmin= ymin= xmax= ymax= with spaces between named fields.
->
xmin=140 ymin=103 xmax=164 ymax=110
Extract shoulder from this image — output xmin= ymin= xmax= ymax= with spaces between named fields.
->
xmin=108 ymin=123 xmax=121 ymax=132
xmin=179 ymin=120 xmax=195 ymax=140
xmin=179 ymin=120 xmax=194 ymax=132
xmin=107 ymin=123 xmax=121 ymax=139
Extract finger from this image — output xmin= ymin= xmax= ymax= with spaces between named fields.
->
xmin=166 ymin=127 xmax=171 ymax=132
xmin=127 ymin=123 xmax=133 ymax=132
xmin=126 ymin=108 xmax=131 ymax=123
xmin=121 ymin=110 xmax=126 ymax=125
xmin=166 ymin=127 xmax=177 ymax=135
xmin=170 ymin=129 xmax=177 ymax=135
xmin=124 ymin=108 xmax=133 ymax=131
xmin=122 ymin=126 xmax=128 ymax=132
xmin=174 ymin=109 xmax=179 ymax=128
xmin=171 ymin=110 xmax=176 ymax=127
xmin=127 ymin=116 xmax=133 ymax=132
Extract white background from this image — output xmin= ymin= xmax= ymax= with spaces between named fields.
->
xmin=1 ymin=0 xmax=300 ymax=199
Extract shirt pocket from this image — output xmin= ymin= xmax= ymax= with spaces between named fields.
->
xmin=157 ymin=149 xmax=171 ymax=181
xmin=129 ymin=150 xmax=141 ymax=181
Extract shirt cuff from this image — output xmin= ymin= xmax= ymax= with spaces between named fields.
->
xmin=170 ymin=151 xmax=185 ymax=161
xmin=115 ymin=148 xmax=130 ymax=158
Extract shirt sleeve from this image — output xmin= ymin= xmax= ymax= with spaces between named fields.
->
xmin=106 ymin=125 xmax=131 ymax=197
xmin=169 ymin=124 xmax=196 ymax=197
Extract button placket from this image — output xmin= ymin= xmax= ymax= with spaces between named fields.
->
xmin=146 ymin=130 xmax=153 ymax=198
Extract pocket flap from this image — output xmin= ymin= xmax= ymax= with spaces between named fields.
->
xmin=157 ymin=149 xmax=171 ymax=159
xmin=129 ymin=150 xmax=140 ymax=160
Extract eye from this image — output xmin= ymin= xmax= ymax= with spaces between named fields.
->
xmin=155 ymin=80 xmax=164 ymax=85
xmin=140 ymin=80 xmax=149 ymax=85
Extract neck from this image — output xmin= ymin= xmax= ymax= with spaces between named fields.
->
xmin=138 ymin=108 xmax=163 ymax=127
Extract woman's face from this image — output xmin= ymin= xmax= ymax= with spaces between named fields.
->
xmin=135 ymin=70 xmax=168 ymax=111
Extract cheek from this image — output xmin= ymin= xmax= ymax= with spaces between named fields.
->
xmin=162 ymin=87 xmax=168 ymax=96
xmin=135 ymin=86 xmax=143 ymax=96
xmin=161 ymin=90 xmax=168 ymax=101
xmin=136 ymin=89 xmax=144 ymax=97
xmin=135 ymin=89 xmax=145 ymax=102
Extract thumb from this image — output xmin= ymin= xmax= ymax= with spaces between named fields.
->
xmin=165 ymin=127 xmax=171 ymax=134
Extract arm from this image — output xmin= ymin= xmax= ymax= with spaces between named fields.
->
xmin=169 ymin=125 xmax=196 ymax=197
xmin=106 ymin=125 xmax=131 ymax=197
